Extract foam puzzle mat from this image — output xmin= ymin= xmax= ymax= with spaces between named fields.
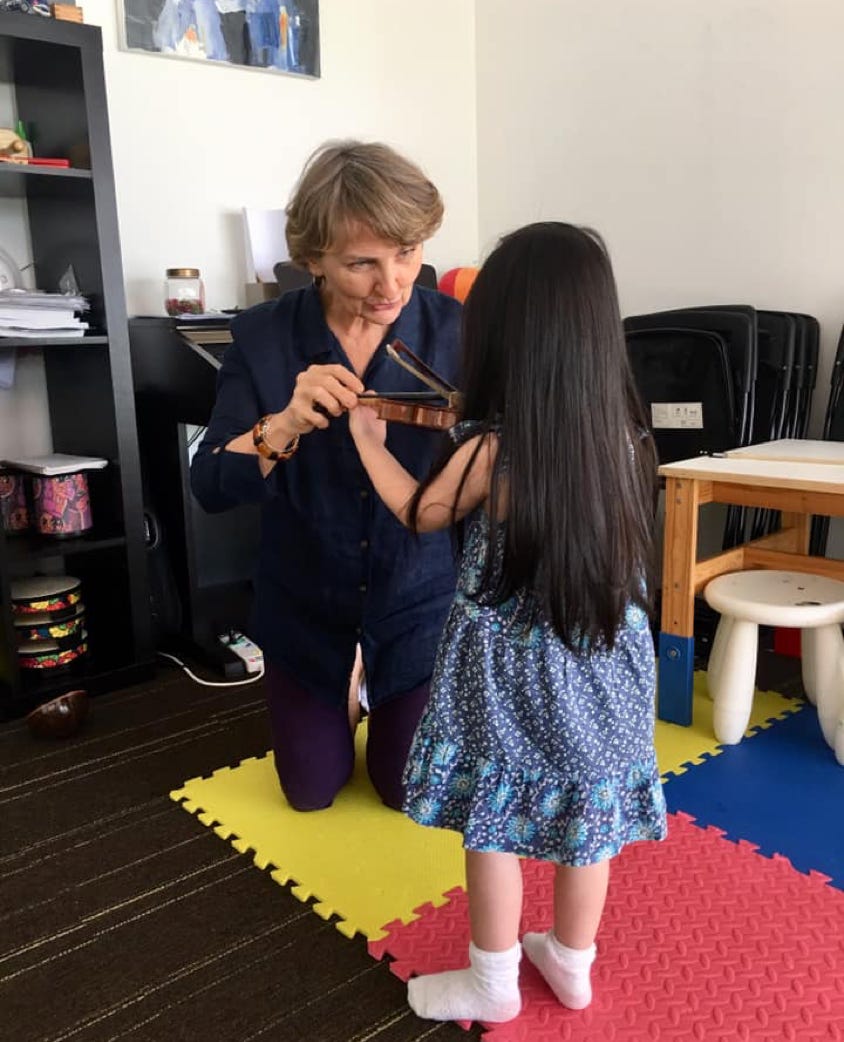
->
xmin=663 ymin=707 xmax=844 ymax=889
xmin=370 ymin=811 xmax=844 ymax=1040
xmin=654 ymin=672 xmax=802 ymax=779
xmin=172 ymin=724 xmax=465 ymax=940
xmin=171 ymin=676 xmax=802 ymax=944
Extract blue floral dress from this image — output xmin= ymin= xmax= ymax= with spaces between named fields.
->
xmin=402 ymin=423 xmax=667 ymax=866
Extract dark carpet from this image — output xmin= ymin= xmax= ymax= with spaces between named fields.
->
xmin=0 ymin=666 xmax=480 ymax=1042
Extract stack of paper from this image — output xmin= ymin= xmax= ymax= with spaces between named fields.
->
xmin=1 ymin=454 xmax=108 ymax=475
xmin=176 ymin=312 xmax=232 ymax=347
xmin=0 ymin=289 xmax=89 ymax=338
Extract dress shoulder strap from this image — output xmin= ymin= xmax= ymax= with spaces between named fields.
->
xmin=449 ymin=418 xmax=501 ymax=447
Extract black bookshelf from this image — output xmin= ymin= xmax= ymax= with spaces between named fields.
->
xmin=0 ymin=335 xmax=108 ymax=347
xmin=0 ymin=13 xmax=153 ymax=718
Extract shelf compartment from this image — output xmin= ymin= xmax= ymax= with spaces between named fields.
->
xmin=10 ymin=657 xmax=154 ymax=719
xmin=0 ymin=335 xmax=107 ymax=348
xmin=0 ymin=163 xmax=94 ymax=199
xmin=0 ymin=13 xmax=153 ymax=716
xmin=4 ymin=532 xmax=128 ymax=569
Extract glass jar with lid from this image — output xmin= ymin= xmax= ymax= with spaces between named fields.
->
xmin=165 ymin=268 xmax=205 ymax=316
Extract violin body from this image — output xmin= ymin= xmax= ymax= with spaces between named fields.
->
xmin=357 ymin=394 xmax=460 ymax=430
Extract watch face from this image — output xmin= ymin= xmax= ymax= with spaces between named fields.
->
xmin=0 ymin=247 xmax=23 ymax=292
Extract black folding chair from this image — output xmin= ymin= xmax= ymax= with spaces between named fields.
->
xmin=809 ymin=321 xmax=844 ymax=555
xmin=753 ymin=311 xmax=797 ymax=443
xmin=781 ymin=313 xmax=819 ymax=438
xmin=625 ymin=306 xmax=757 ymax=547
xmin=624 ymin=327 xmax=737 ymax=462
xmin=687 ymin=305 xmax=758 ymax=449
xmin=748 ymin=311 xmax=797 ymax=538
xmin=625 ymin=307 xmax=757 ymax=449
xmin=822 ymin=322 xmax=844 ymax=442
xmin=624 ymin=324 xmax=739 ymax=666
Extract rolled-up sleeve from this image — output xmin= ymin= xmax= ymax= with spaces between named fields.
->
xmin=189 ymin=332 xmax=283 ymax=512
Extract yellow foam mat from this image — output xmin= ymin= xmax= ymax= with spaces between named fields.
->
xmin=172 ymin=723 xmax=464 ymax=941
xmin=656 ymin=671 xmax=803 ymax=779
xmin=171 ymin=673 xmax=803 ymax=940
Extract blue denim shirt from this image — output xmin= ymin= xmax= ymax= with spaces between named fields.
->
xmin=190 ymin=285 xmax=462 ymax=708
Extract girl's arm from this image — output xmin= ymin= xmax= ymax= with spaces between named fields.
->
xmin=349 ymin=406 xmax=496 ymax=532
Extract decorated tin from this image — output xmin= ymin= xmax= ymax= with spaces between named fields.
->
xmin=14 ymin=603 xmax=85 ymax=645
xmin=31 ymin=471 xmax=92 ymax=537
xmin=11 ymin=576 xmax=82 ymax=620
xmin=17 ymin=636 xmax=88 ymax=672
xmin=0 ymin=468 xmax=29 ymax=534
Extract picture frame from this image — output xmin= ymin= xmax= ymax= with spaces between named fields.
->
xmin=118 ymin=0 xmax=320 ymax=79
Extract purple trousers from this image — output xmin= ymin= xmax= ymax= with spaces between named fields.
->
xmin=264 ymin=662 xmax=430 ymax=811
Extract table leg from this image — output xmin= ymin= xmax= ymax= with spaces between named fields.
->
xmin=658 ymin=477 xmax=700 ymax=725
xmin=780 ymin=512 xmax=810 ymax=554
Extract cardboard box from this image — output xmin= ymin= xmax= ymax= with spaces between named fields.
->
xmin=243 ymin=282 xmax=281 ymax=307
xmin=51 ymin=4 xmax=84 ymax=21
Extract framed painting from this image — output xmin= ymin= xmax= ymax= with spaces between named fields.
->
xmin=119 ymin=0 xmax=320 ymax=78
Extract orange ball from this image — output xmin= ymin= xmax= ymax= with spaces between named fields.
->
xmin=438 ymin=266 xmax=479 ymax=303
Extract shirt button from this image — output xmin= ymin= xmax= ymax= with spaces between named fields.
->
xmin=360 ymin=539 xmax=369 ymax=550
xmin=360 ymin=489 xmax=369 ymax=499
xmin=359 ymin=583 xmax=367 ymax=593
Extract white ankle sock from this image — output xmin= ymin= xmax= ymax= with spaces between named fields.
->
xmin=407 ymin=941 xmax=522 ymax=1023
xmin=522 ymin=930 xmax=596 ymax=1010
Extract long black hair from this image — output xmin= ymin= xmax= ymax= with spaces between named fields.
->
xmin=409 ymin=221 xmax=657 ymax=651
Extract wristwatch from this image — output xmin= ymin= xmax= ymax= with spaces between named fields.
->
xmin=252 ymin=415 xmax=300 ymax=461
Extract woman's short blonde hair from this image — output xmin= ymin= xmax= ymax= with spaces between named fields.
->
xmin=285 ymin=140 xmax=444 ymax=267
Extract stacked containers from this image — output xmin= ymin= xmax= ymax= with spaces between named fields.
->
xmin=11 ymin=576 xmax=87 ymax=675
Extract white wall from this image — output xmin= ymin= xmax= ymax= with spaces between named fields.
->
xmin=4 ymin=0 xmax=844 ymax=477
xmin=94 ymin=0 xmax=479 ymax=314
xmin=475 ymin=0 xmax=844 ymax=432
xmin=0 ymin=0 xmax=478 ymax=457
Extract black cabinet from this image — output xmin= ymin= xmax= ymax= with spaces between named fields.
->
xmin=0 ymin=14 xmax=153 ymax=717
xmin=129 ymin=317 xmax=261 ymax=673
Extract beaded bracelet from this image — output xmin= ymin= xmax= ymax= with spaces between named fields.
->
xmin=252 ymin=415 xmax=300 ymax=461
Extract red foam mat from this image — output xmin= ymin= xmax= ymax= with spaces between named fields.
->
xmin=369 ymin=812 xmax=844 ymax=1040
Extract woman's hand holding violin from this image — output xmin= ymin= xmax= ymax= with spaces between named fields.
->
xmin=281 ymin=363 xmax=364 ymax=434
xmin=231 ymin=364 xmax=364 ymax=467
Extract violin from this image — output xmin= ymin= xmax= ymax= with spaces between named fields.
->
xmin=358 ymin=392 xmax=461 ymax=430
xmin=357 ymin=339 xmax=463 ymax=430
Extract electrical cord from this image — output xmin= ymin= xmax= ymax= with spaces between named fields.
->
xmin=157 ymin=650 xmax=265 ymax=687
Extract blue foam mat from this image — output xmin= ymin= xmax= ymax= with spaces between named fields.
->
xmin=663 ymin=706 xmax=844 ymax=889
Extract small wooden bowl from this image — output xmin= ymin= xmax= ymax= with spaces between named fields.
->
xmin=26 ymin=688 xmax=89 ymax=739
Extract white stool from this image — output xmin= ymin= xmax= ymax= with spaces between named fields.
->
xmin=703 ymin=569 xmax=844 ymax=763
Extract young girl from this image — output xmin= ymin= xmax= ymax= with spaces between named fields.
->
xmin=348 ymin=221 xmax=667 ymax=1024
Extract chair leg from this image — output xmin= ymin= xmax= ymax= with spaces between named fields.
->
xmin=801 ymin=627 xmax=823 ymax=707
xmin=711 ymin=619 xmax=759 ymax=745
xmin=706 ymin=614 xmax=734 ymax=699
xmin=802 ymin=625 xmax=844 ymax=745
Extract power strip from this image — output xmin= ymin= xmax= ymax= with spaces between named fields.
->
xmin=217 ymin=630 xmax=264 ymax=675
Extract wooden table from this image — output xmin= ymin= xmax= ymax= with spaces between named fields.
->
xmin=657 ymin=450 xmax=844 ymax=725
xmin=725 ymin=439 xmax=844 ymax=466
